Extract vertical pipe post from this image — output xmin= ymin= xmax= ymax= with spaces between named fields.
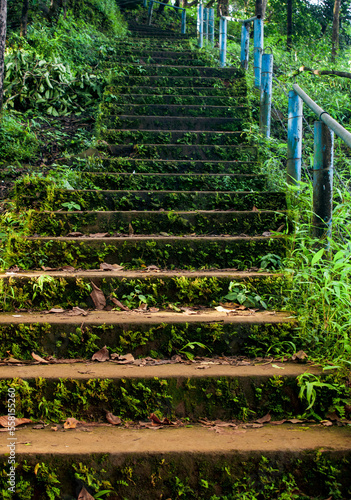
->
xmin=143 ymin=0 xmax=147 ymax=8
xmin=259 ymin=53 xmax=273 ymax=138
xmin=147 ymin=0 xmax=154 ymax=25
xmin=219 ymin=17 xmax=227 ymax=68
xmin=253 ymin=17 xmax=263 ymax=89
xmin=198 ymin=3 xmax=204 ymax=48
xmin=240 ymin=22 xmax=250 ymax=70
xmin=204 ymin=8 xmax=209 ymax=41
xmin=287 ymin=90 xmax=303 ymax=185
xmin=313 ymin=121 xmax=334 ymax=244
xmin=181 ymin=9 xmax=186 ymax=34
xmin=209 ymin=8 xmax=214 ymax=46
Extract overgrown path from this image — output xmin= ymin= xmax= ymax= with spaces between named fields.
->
xmin=0 ymin=19 xmax=351 ymax=499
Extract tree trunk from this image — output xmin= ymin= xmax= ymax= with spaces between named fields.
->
xmin=255 ymin=0 xmax=267 ymax=18
xmin=20 ymin=0 xmax=29 ymax=37
xmin=0 ymin=0 xmax=7 ymax=109
xmin=287 ymin=0 xmax=292 ymax=49
xmin=218 ymin=0 xmax=229 ymax=17
xmin=332 ymin=0 xmax=341 ymax=61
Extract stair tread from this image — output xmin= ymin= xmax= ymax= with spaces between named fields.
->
xmin=3 ymin=425 xmax=349 ymax=456
xmin=0 ymin=359 xmax=313 ymax=380
xmin=27 ymin=235 xmax=282 ymax=241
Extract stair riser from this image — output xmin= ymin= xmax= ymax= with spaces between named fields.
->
xmin=100 ymin=104 xmax=249 ymax=118
xmin=123 ymin=56 xmax=210 ymax=65
xmin=110 ymin=75 xmax=245 ymax=89
xmin=115 ymin=66 xmax=243 ymax=78
xmin=106 ymin=85 xmax=247 ymax=96
xmin=100 ymin=130 xmax=244 ymax=145
xmin=0 ymin=274 xmax=290 ymax=312
xmin=28 ymin=210 xmax=285 ymax=237
xmin=98 ymin=159 xmax=261 ymax=174
xmin=0 ymin=320 xmax=293 ymax=359
xmin=16 ymin=189 xmax=285 ymax=212
xmin=0 ymin=373 xmax=313 ymax=422
xmin=7 ymin=236 xmax=286 ymax=270
xmin=1 ymin=452 xmax=350 ymax=500
xmin=100 ymin=116 xmax=245 ymax=131
xmin=103 ymin=93 xmax=247 ymax=105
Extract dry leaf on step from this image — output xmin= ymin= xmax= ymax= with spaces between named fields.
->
xmin=0 ymin=416 xmax=32 ymax=427
xmin=31 ymin=352 xmax=49 ymax=364
xmin=63 ymin=417 xmax=80 ymax=429
xmin=90 ymin=282 xmax=106 ymax=310
xmin=111 ymin=353 xmax=134 ymax=364
xmin=91 ymin=346 xmax=110 ymax=362
xmin=78 ymin=486 xmax=95 ymax=500
xmin=111 ymin=297 xmax=129 ymax=310
xmin=65 ymin=307 xmax=88 ymax=317
xmin=106 ymin=412 xmax=122 ymax=425
xmin=61 ymin=265 xmax=76 ymax=272
xmin=100 ymin=262 xmax=124 ymax=271
xmin=46 ymin=308 xmax=65 ymax=314
xmin=255 ymin=413 xmax=271 ymax=424
xmin=89 ymin=233 xmax=109 ymax=238
xmin=67 ymin=232 xmax=83 ymax=237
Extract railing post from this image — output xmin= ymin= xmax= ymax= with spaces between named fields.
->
xmin=204 ymin=8 xmax=209 ymax=41
xmin=143 ymin=0 xmax=147 ymax=7
xmin=253 ymin=17 xmax=263 ymax=89
xmin=219 ymin=17 xmax=227 ymax=68
xmin=197 ymin=3 xmax=204 ymax=48
xmin=259 ymin=53 xmax=273 ymax=138
xmin=181 ymin=9 xmax=186 ymax=34
xmin=313 ymin=121 xmax=334 ymax=244
xmin=147 ymin=0 xmax=154 ymax=26
xmin=240 ymin=22 xmax=250 ymax=70
xmin=287 ymin=90 xmax=303 ymax=185
xmin=209 ymin=8 xmax=214 ymax=46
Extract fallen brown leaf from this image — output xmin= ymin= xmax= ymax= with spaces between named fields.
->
xmin=252 ymin=206 xmax=259 ymax=212
xmin=255 ymin=413 xmax=271 ymax=424
xmin=100 ymin=263 xmax=124 ymax=271
xmin=111 ymin=297 xmax=129 ymax=310
xmin=89 ymin=233 xmax=109 ymax=238
xmin=67 ymin=232 xmax=83 ymax=237
xmin=61 ymin=265 xmax=76 ymax=272
xmin=63 ymin=417 xmax=79 ymax=429
xmin=0 ymin=416 xmax=32 ymax=427
xmin=46 ymin=308 xmax=65 ymax=314
xmin=291 ymin=350 xmax=308 ymax=361
xmin=106 ymin=412 xmax=122 ymax=425
xmin=92 ymin=346 xmax=109 ymax=362
xmin=111 ymin=353 xmax=134 ymax=364
xmin=31 ymin=352 xmax=49 ymax=364
xmin=90 ymin=282 xmax=106 ymax=310
xmin=78 ymin=486 xmax=95 ymax=500
xmin=149 ymin=307 xmax=160 ymax=312
xmin=321 ymin=420 xmax=333 ymax=427
xmin=270 ymin=419 xmax=287 ymax=425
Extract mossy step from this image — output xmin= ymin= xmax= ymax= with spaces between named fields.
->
xmin=0 ymin=309 xmax=293 ymax=359
xmin=0 ymin=362 xmax=322 ymax=422
xmin=100 ymin=115 xmax=246 ymax=132
xmin=120 ymin=56 xmax=210 ymax=66
xmin=34 ymin=172 xmax=267 ymax=192
xmin=116 ymin=64 xmax=243 ymax=78
xmin=1 ymin=427 xmax=350 ymax=500
xmin=7 ymin=235 xmax=286 ymax=270
xmin=98 ymin=158 xmax=260 ymax=174
xmin=0 ymin=270 xmax=290 ymax=312
xmin=106 ymin=143 xmax=257 ymax=161
xmin=100 ymin=103 xmax=249 ymax=118
xmin=110 ymin=75 xmax=245 ymax=89
xmin=106 ymin=85 xmax=247 ymax=96
xmin=27 ymin=209 xmax=285 ymax=236
xmin=100 ymin=129 xmax=244 ymax=145
xmin=17 ymin=188 xmax=285 ymax=212
xmin=117 ymin=49 xmax=208 ymax=58
xmin=102 ymin=92 xmax=247 ymax=105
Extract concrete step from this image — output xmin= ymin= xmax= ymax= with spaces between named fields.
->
xmin=27 ymin=209 xmax=285 ymax=236
xmin=100 ymin=129 xmax=244 ymax=145
xmin=102 ymin=92 xmax=247 ymax=105
xmin=115 ymin=64 xmax=243 ymax=78
xmin=1 ymin=425 xmax=350 ymax=498
xmin=0 ymin=362 xmax=322 ymax=422
xmin=100 ymin=115 xmax=246 ymax=132
xmin=106 ymin=85 xmax=247 ymax=96
xmin=100 ymin=103 xmax=249 ymax=118
xmin=7 ymin=235 xmax=286 ymax=270
xmin=0 ymin=270 xmax=290 ymax=313
xmin=110 ymin=75 xmax=245 ymax=89
xmin=0 ymin=308 xmax=293 ymax=358
xmin=17 ymin=188 xmax=285 ymax=211
xmin=97 ymin=158 xmax=261 ymax=174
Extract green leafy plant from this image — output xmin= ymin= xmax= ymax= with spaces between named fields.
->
xmin=223 ymin=282 xmax=267 ymax=309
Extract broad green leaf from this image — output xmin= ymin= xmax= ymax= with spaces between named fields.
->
xmin=311 ymin=248 xmax=324 ymax=266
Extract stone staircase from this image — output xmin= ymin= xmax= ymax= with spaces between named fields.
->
xmin=0 ymin=18 xmax=350 ymax=500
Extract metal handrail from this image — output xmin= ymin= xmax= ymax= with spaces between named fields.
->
xmin=292 ymin=84 xmax=351 ymax=149
xmin=150 ymin=0 xmax=185 ymax=11
xmin=147 ymin=0 xmax=187 ymax=33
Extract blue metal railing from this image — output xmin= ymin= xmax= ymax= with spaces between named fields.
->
xmin=147 ymin=0 xmax=186 ymax=34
